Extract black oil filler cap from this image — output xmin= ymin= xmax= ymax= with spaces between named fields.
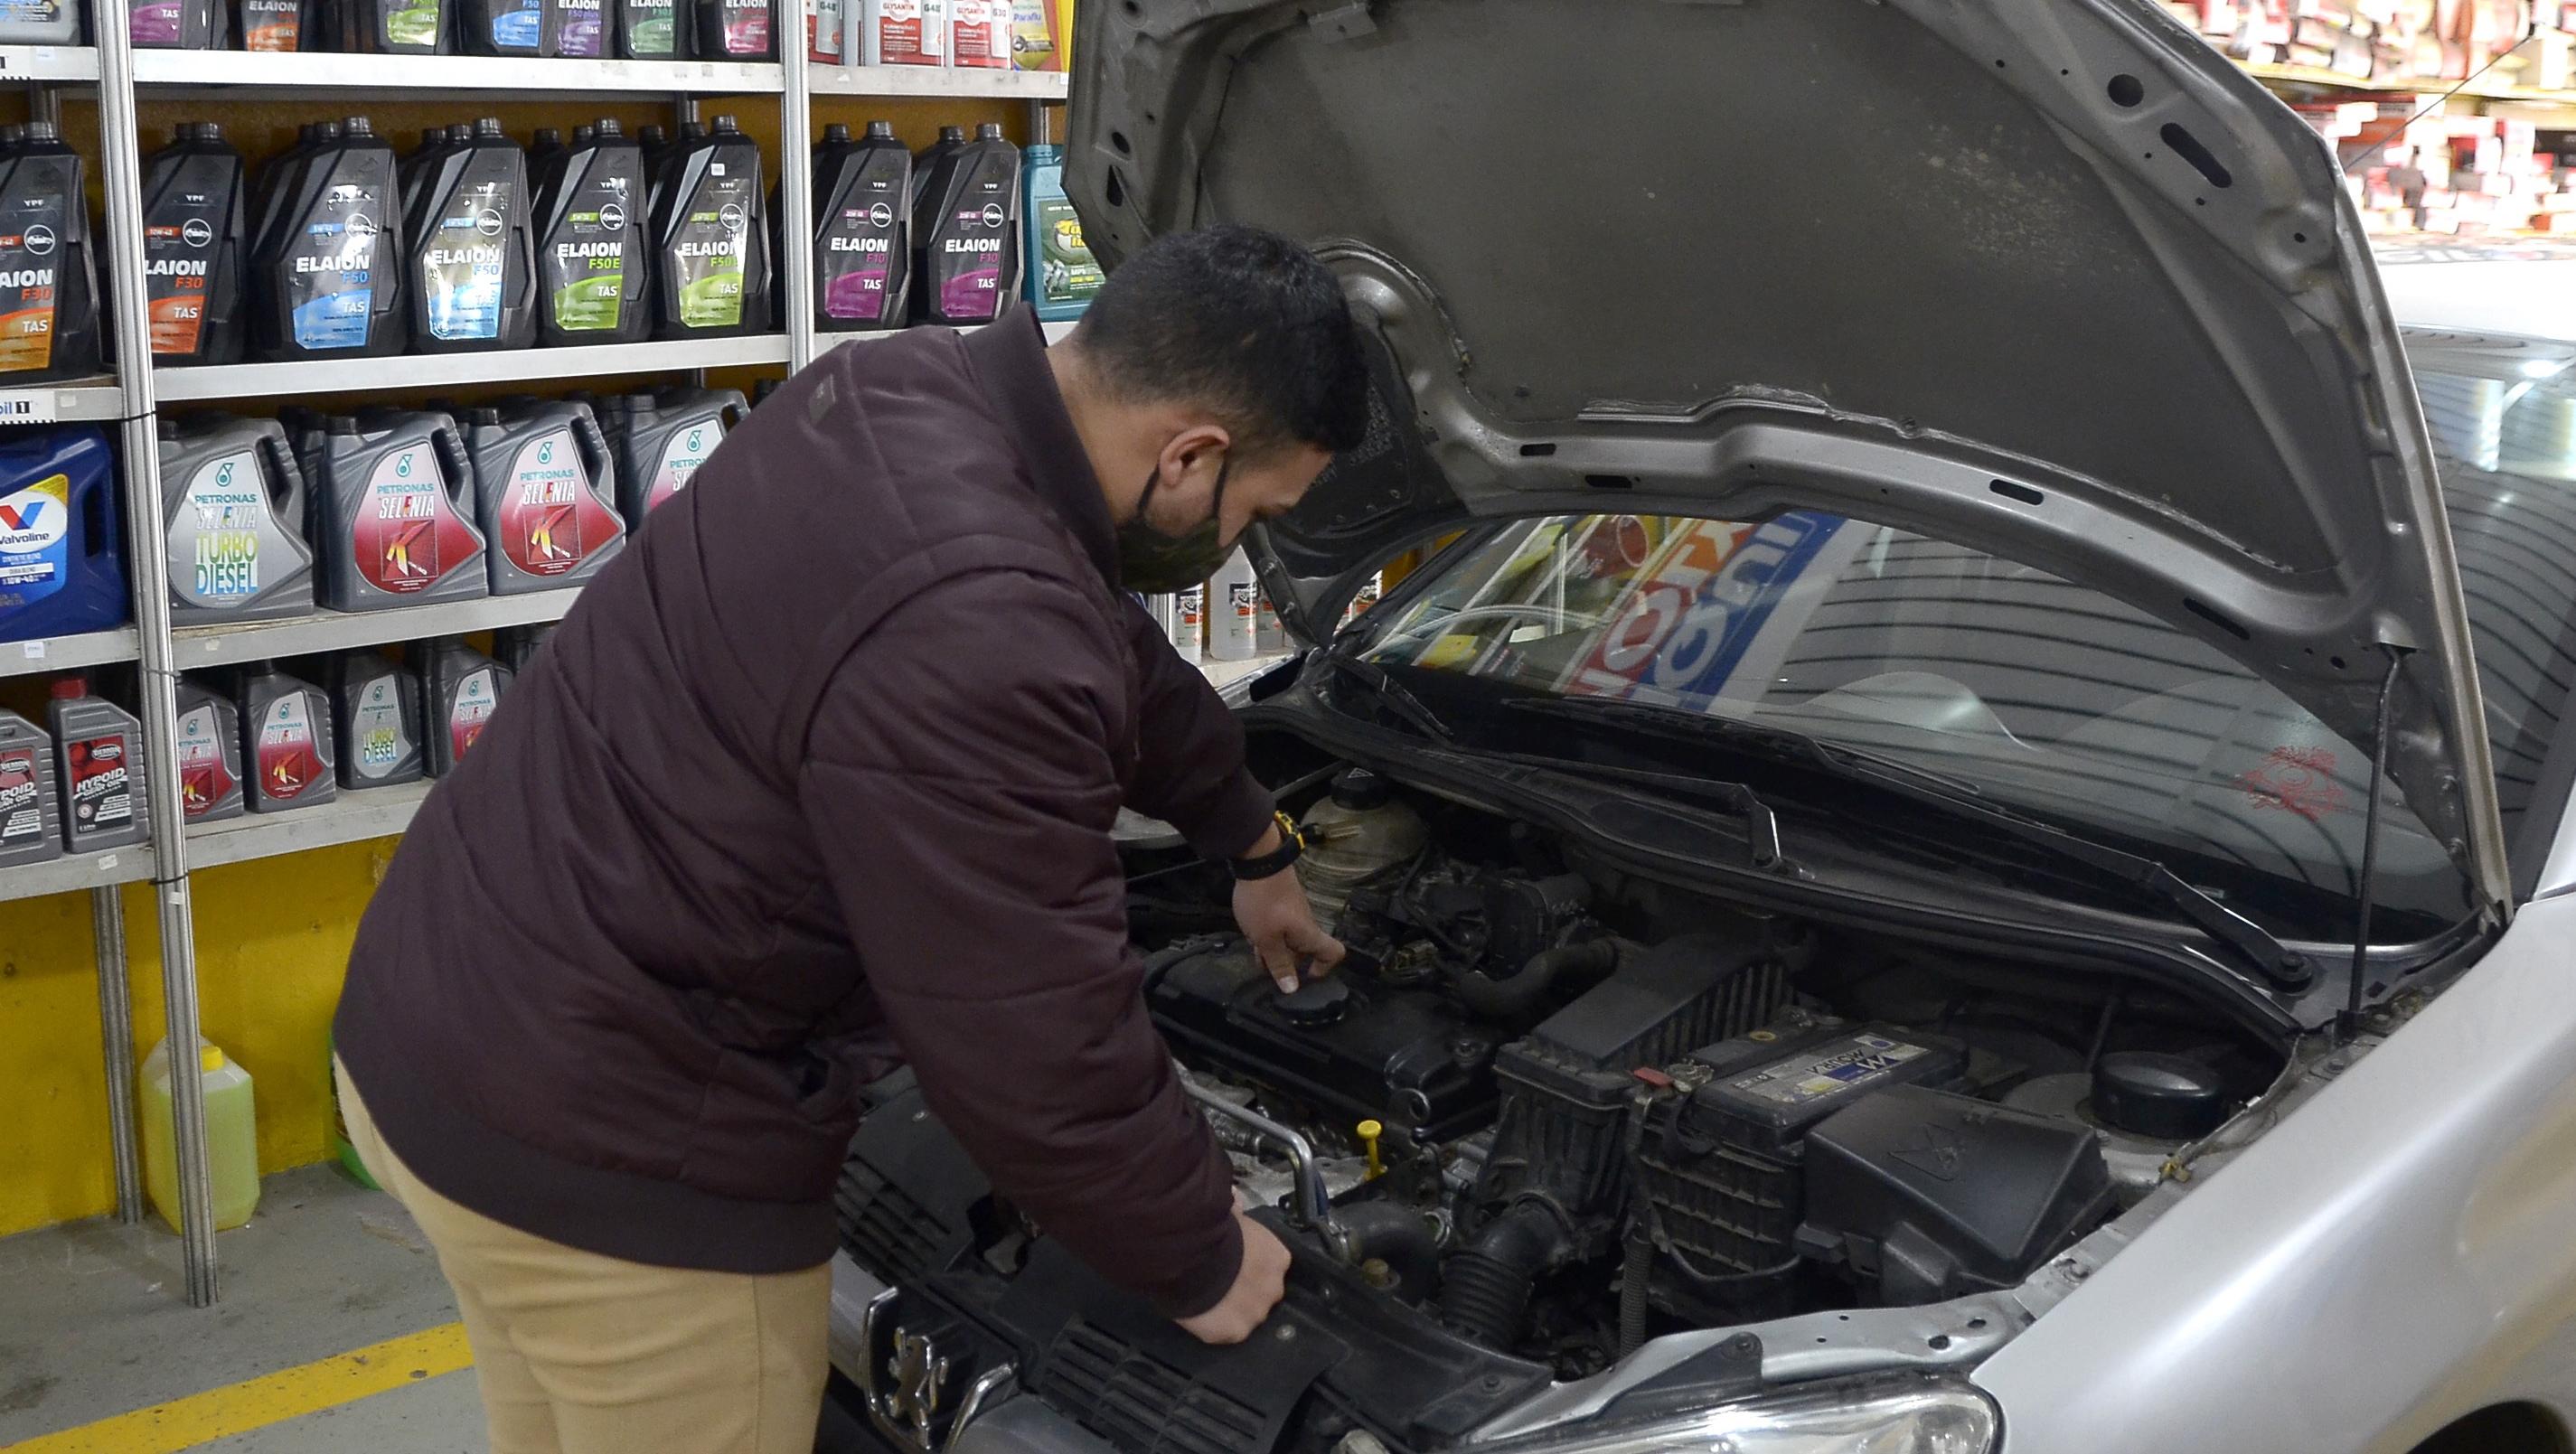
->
xmin=1274 ymin=973 xmax=1353 ymax=1026
xmin=2092 ymin=1052 xmax=2230 ymax=1140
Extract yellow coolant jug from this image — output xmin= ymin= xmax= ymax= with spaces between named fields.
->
xmin=142 ymin=1037 xmax=260 ymax=1233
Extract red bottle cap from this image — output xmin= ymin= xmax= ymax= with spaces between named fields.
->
xmin=48 ymin=676 xmax=88 ymax=700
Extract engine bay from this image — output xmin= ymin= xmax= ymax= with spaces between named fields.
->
xmin=834 ymin=760 xmax=2289 ymax=1452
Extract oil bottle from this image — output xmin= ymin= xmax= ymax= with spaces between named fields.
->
xmin=234 ymin=0 xmax=315 ymax=48
xmin=48 ymin=676 xmax=147 ymax=852
xmin=462 ymin=399 xmax=625 ymax=593
xmin=0 ymin=122 xmax=101 ymax=382
xmin=414 ymin=637 xmax=512 ymax=777
xmin=343 ymin=0 xmax=450 ymax=49
xmin=249 ymin=117 xmax=408 ymax=360
xmin=694 ymin=0 xmax=773 ymax=58
xmin=174 ymin=676 xmax=244 ymax=824
xmin=535 ymin=118 xmax=650 ymax=346
xmin=908 ymin=124 xmax=963 ymax=235
xmin=651 ymin=115 xmax=771 ymax=339
xmin=603 ymin=386 xmax=743 ymax=522
xmin=309 ymin=410 xmax=489 ymax=611
xmin=814 ymin=119 xmax=910 ymax=332
xmin=237 ymin=661 xmax=336 ymax=812
xmin=0 ymin=427 xmax=124 ymax=647
xmin=461 ymin=0 xmax=546 ymax=53
xmin=327 ymin=648 xmax=426 ymax=790
xmin=141 ymin=123 xmax=248 ymax=367
xmin=160 ymin=414 xmax=315 ymax=626
xmin=492 ymin=621 xmax=557 ymax=672
xmin=914 ymin=120 xmax=1019 ymax=324
xmin=546 ymin=0 xmax=608 ymax=54
xmin=0 ymin=0 xmax=81 ymax=43
xmin=0 ymin=708 xmax=61 ymax=866
xmin=618 ymin=0 xmax=688 ymax=57
xmin=131 ymin=0 xmax=226 ymax=46
xmin=407 ymin=118 xmax=536 ymax=352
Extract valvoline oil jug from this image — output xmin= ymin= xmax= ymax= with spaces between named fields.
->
xmin=0 ymin=123 xmax=102 ymax=382
xmin=0 ymin=427 xmax=126 ymax=645
xmin=142 ymin=124 xmax=248 ymax=368
xmin=326 ymin=648 xmax=425 ymax=790
xmin=311 ymin=410 xmax=489 ymax=611
xmin=0 ymin=709 xmax=61 ymax=866
xmin=414 ymin=637 xmax=510 ymax=776
xmin=160 ymin=415 xmax=315 ymax=626
xmin=408 ymin=119 xmax=536 ymax=353
xmin=174 ymin=677 xmax=243 ymax=823
xmin=815 ymin=120 xmax=909 ymax=332
xmin=237 ymin=661 xmax=335 ymax=812
xmin=604 ymin=386 xmax=742 ymax=523
xmin=250 ymin=117 xmax=408 ymax=361
xmin=915 ymin=121 xmax=1019 ymax=324
xmin=464 ymin=400 xmax=625 ymax=594
xmin=652 ymin=116 xmax=771 ymax=339
xmin=535 ymin=119 xmax=649 ymax=346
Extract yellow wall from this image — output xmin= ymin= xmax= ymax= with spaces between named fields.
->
xmin=1 ymin=86 xmax=1027 ymax=1240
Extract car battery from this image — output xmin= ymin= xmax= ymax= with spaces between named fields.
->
xmin=1633 ymin=1010 xmax=1968 ymax=1295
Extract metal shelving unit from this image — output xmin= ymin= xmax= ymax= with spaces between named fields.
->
xmin=1 ymin=627 xmax=141 ymax=679
xmin=2 ymin=33 xmax=1069 ymax=1310
xmin=131 ymin=51 xmax=784 ymax=93
xmin=173 ymin=591 xmax=585 ymax=670
xmin=157 ymin=334 xmax=791 ymax=404
xmin=188 ymin=783 xmax=434 ymax=870
xmin=808 ymin=63 xmax=1067 ymax=100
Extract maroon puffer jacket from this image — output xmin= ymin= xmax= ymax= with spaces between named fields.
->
xmin=334 ymin=310 xmax=1270 ymax=1317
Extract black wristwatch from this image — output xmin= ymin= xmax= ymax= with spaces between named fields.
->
xmin=1227 ymin=811 xmax=1305 ymax=881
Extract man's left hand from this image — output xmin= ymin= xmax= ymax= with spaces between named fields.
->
xmin=1232 ymin=824 xmax=1344 ymax=992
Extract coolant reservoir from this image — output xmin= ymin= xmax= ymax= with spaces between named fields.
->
xmin=1296 ymin=767 xmax=1429 ymax=929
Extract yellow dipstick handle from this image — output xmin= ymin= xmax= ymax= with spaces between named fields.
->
xmin=1357 ymin=1120 xmax=1384 ymax=1179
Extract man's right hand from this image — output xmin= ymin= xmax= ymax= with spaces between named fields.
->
xmin=1176 ymin=1214 xmax=1293 ymax=1345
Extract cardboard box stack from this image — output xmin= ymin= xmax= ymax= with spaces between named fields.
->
xmin=2298 ymin=98 xmax=2576 ymax=233
xmin=2167 ymin=1 xmax=2571 ymax=90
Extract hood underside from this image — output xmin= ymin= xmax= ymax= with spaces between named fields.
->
xmin=1067 ymin=0 xmax=2511 ymax=911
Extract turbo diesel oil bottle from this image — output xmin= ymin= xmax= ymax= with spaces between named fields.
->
xmin=326 ymin=649 xmax=425 ymax=790
xmin=536 ymin=118 xmax=649 ymax=345
xmin=814 ymin=119 xmax=909 ymax=332
xmin=141 ymin=124 xmax=247 ymax=367
xmin=0 ymin=122 xmax=101 ymax=382
xmin=651 ymin=115 xmax=771 ymax=339
xmin=914 ymin=120 xmax=1019 ymax=325
xmin=408 ymin=119 xmax=535 ymax=352
xmin=250 ymin=117 xmax=408 ymax=360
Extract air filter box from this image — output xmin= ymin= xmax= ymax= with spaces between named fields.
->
xmin=1633 ymin=1012 xmax=1967 ymax=1309
xmin=1796 ymin=1083 xmax=2114 ymax=1304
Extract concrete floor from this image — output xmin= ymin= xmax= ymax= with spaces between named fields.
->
xmin=0 ymin=1163 xmax=484 ymax=1451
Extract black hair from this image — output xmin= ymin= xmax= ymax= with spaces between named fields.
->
xmin=1068 ymin=223 xmax=1369 ymax=457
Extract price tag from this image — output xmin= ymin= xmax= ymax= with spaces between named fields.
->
xmin=0 ymin=390 xmax=61 ymax=425
xmin=21 ymin=640 xmax=43 ymax=661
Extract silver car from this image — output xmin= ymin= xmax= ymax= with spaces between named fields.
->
xmin=819 ymin=3 xmax=2576 ymax=1451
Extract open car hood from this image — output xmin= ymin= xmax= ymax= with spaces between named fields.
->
xmin=1066 ymin=0 xmax=2511 ymax=911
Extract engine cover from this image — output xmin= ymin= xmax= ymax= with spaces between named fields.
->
xmin=1146 ymin=939 xmax=1495 ymax=1140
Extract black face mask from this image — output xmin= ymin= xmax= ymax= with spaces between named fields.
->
xmin=1115 ymin=459 xmax=1234 ymax=594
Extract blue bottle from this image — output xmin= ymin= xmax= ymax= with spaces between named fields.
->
xmin=1020 ymin=141 xmax=1099 ymax=323
xmin=0 ymin=427 xmax=127 ymax=645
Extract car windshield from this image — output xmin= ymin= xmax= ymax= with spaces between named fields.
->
xmin=1353 ymin=346 xmax=2576 ymax=936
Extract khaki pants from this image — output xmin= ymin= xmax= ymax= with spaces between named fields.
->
xmin=334 ymin=1059 xmax=832 ymax=1454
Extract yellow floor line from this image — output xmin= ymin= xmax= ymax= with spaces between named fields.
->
xmin=4 ymin=1322 xmax=474 ymax=1454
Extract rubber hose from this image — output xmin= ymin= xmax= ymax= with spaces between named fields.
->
xmin=1338 ymin=1201 xmax=1442 ymax=1302
xmin=1439 ymin=1199 xmax=1570 ymax=1346
xmin=1452 ymin=938 xmax=1622 ymax=1019
xmin=1619 ymin=1224 xmax=1652 ymax=1357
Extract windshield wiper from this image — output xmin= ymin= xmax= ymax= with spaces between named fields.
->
xmin=1507 ymin=696 xmax=2315 ymax=991
xmin=1311 ymin=652 xmax=1458 ymax=745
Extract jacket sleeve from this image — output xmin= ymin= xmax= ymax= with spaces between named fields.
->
xmin=798 ymin=569 xmax=1244 ymax=1318
xmin=1117 ymin=592 xmax=1276 ymax=860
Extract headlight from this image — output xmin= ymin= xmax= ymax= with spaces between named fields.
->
xmin=1499 ymin=1373 xmax=1998 ymax=1454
